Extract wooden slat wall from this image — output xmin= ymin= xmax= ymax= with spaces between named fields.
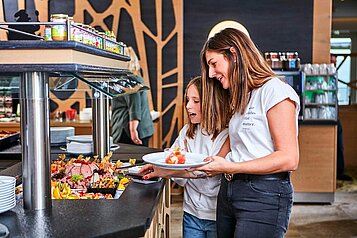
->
xmin=0 ymin=0 xmax=6 ymax=39
xmin=313 ymin=0 xmax=332 ymax=63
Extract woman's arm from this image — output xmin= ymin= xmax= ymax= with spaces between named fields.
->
xmin=194 ymin=98 xmax=299 ymax=175
xmin=140 ymin=135 xmax=231 ymax=179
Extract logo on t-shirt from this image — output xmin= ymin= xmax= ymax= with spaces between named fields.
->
xmin=242 ymin=107 xmax=255 ymax=129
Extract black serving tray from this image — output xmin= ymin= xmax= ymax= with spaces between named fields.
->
xmin=0 ymin=132 xmax=20 ymax=150
xmin=86 ymin=187 xmax=117 ymax=197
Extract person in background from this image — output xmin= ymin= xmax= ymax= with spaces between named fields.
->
xmin=111 ymin=73 xmax=154 ymax=146
xmin=193 ymin=28 xmax=300 ymax=238
xmin=337 ymin=119 xmax=352 ymax=181
xmin=330 ymin=56 xmax=352 ymax=181
xmin=140 ymin=76 xmax=231 ymax=238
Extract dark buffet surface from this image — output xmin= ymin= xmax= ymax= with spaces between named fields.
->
xmin=0 ymin=143 xmax=165 ymax=238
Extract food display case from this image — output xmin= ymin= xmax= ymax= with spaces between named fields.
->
xmin=0 ymin=40 xmax=150 ymax=211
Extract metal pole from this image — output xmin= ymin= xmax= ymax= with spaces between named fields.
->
xmin=92 ymin=90 xmax=110 ymax=159
xmin=20 ymin=72 xmax=51 ymax=210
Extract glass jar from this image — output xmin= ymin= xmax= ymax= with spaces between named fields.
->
xmin=44 ymin=25 xmax=52 ymax=40
xmin=51 ymin=14 xmax=68 ymax=41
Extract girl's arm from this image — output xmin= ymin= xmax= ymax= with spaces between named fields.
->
xmin=217 ymin=137 xmax=230 ymax=158
xmin=140 ymin=135 xmax=231 ymax=179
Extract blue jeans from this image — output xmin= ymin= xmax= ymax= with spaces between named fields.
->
xmin=183 ymin=212 xmax=217 ymax=238
xmin=217 ymin=177 xmax=293 ymax=238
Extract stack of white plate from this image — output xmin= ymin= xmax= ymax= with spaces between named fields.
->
xmin=0 ymin=176 xmax=16 ymax=214
xmin=51 ymin=127 xmax=75 ymax=146
xmin=66 ymin=135 xmax=93 ymax=154
xmin=66 ymin=135 xmax=118 ymax=154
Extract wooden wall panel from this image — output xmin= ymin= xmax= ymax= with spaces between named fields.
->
xmin=292 ymin=125 xmax=337 ymax=192
xmin=0 ymin=0 xmax=5 ymax=39
xmin=313 ymin=0 xmax=332 ymax=64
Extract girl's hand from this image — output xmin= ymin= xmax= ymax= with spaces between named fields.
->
xmin=190 ymin=156 xmax=233 ymax=176
xmin=138 ymin=164 xmax=176 ymax=180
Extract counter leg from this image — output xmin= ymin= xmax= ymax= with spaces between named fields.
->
xmin=20 ymin=72 xmax=51 ymax=210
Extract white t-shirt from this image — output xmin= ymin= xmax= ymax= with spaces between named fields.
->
xmin=172 ymin=124 xmax=228 ymax=221
xmin=227 ymin=77 xmax=300 ymax=163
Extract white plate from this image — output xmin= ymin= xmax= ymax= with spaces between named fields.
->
xmin=0 ymin=199 xmax=16 ymax=208
xmin=67 ymin=135 xmax=93 ymax=143
xmin=0 ymin=199 xmax=15 ymax=207
xmin=62 ymin=144 xmax=120 ymax=155
xmin=0 ymin=187 xmax=15 ymax=193
xmin=0 ymin=192 xmax=15 ymax=198
xmin=66 ymin=135 xmax=115 ymax=144
xmin=0 ymin=176 xmax=16 ymax=184
xmin=0 ymin=202 xmax=16 ymax=214
xmin=142 ymin=152 xmax=209 ymax=170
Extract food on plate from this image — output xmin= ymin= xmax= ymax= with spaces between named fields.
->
xmin=165 ymin=147 xmax=186 ymax=164
xmin=0 ymin=130 xmax=18 ymax=138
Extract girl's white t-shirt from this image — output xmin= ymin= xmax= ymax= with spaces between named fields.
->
xmin=227 ymin=77 xmax=300 ymax=163
xmin=172 ymin=124 xmax=228 ymax=221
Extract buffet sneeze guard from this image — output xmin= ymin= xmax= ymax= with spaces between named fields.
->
xmin=0 ymin=41 xmax=147 ymax=210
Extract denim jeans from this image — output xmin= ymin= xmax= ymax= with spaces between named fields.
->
xmin=216 ymin=176 xmax=293 ymax=238
xmin=183 ymin=212 xmax=217 ymax=238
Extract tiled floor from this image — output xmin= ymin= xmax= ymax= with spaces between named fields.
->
xmin=170 ymin=168 xmax=357 ymax=238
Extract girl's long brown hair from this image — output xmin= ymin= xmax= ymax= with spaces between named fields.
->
xmin=200 ymin=28 xmax=277 ymax=131
xmin=185 ymin=76 xmax=230 ymax=140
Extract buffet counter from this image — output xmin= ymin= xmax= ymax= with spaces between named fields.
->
xmin=0 ymin=143 xmax=170 ymax=238
xmin=0 ymin=120 xmax=93 ymax=136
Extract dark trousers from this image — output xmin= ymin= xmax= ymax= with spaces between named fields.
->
xmin=119 ymin=131 xmax=151 ymax=147
xmin=216 ymin=176 xmax=293 ymax=238
xmin=337 ymin=119 xmax=345 ymax=177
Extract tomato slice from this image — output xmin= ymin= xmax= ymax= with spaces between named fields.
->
xmin=177 ymin=155 xmax=186 ymax=164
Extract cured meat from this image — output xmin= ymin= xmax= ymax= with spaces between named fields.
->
xmin=81 ymin=164 xmax=93 ymax=178
xmin=70 ymin=165 xmax=81 ymax=176
xmin=89 ymin=163 xmax=99 ymax=174
xmin=65 ymin=164 xmax=75 ymax=176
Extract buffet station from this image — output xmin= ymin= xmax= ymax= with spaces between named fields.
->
xmin=0 ymin=39 xmax=170 ymax=237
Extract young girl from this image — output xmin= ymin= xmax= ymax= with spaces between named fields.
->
xmin=141 ymin=76 xmax=230 ymax=238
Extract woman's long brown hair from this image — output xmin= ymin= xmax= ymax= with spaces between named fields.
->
xmin=200 ymin=28 xmax=277 ymax=132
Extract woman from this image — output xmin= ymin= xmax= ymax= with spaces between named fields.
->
xmin=195 ymin=28 xmax=300 ymax=238
xmin=141 ymin=76 xmax=230 ymax=238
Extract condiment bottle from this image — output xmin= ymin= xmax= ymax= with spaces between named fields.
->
xmin=44 ymin=25 xmax=52 ymax=40
xmin=51 ymin=14 xmax=68 ymax=41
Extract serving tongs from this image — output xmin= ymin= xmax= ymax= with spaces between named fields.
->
xmin=117 ymin=161 xmax=147 ymax=169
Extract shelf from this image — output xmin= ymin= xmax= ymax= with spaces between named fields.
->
xmin=305 ymin=89 xmax=336 ymax=91
xmin=305 ymin=103 xmax=336 ymax=106
xmin=303 ymin=119 xmax=337 ymax=122
xmin=302 ymin=69 xmax=338 ymax=122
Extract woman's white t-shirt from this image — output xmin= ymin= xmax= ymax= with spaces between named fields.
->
xmin=227 ymin=77 xmax=300 ymax=163
xmin=172 ymin=124 xmax=228 ymax=221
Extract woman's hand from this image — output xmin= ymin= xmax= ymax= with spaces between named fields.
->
xmin=190 ymin=156 xmax=234 ymax=176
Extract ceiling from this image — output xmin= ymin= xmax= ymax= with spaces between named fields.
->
xmin=332 ymin=0 xmax=357 ymax=33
